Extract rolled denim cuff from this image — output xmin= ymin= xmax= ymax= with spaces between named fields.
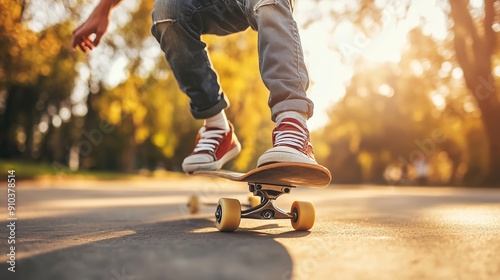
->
xmin=190 ymin=92 xmax=230 ymax=119
xmin=271 ymin=99 xmax=313 ymax=122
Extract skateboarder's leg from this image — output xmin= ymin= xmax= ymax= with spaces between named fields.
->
xmin=151 ymin=0 xmax=248 ymax=172
xmin=238 ymin=0 xmax=317 ymax=166
xmin=151 ymin=0 xmax=247 ymax=118
xmin=239 ymin=0 xmax=313 ymax=121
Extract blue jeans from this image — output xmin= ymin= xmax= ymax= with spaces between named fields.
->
xmin=151 ymin=0 xmax=313 ymax=121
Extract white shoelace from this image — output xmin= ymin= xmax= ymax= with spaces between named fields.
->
xmin=274 ymin=121 xmax=309 ymax=149
xmin=193 ymin=129 xmax=226 ymax=154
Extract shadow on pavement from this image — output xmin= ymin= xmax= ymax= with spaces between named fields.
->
xmin=0 ymin=211 xmax=306 ymax=280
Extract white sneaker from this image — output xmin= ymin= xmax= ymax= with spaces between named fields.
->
xmin=182 ymin=122 xmax=241 ymax=172
xmin=257 ymin=118 xmax=317 ymax=167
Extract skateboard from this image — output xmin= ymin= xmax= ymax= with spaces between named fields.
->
xmin=188 ymin=162 xmax=332 ymax=232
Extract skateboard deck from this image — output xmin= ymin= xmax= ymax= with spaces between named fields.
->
xmin=192 ymin=162 xmax=331 ymax=188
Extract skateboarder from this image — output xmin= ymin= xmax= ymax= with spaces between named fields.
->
xmin=72 ymin=0 xmax=318 ymax=172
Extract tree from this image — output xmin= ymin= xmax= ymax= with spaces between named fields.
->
xmin=0 ymin=0 xmax=79 ymax=162
xmin=448 ymin=0 xmax=500 ymax=183
xmin=307 ymin=0 xmax=500 ymax=184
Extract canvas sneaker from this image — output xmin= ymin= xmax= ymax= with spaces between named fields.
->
xmin=257 ymin=118 xmax=317 ymax=167
xmin=182 ymin=122 xmax=241 ymax=172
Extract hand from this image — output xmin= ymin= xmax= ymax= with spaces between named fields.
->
xmin=72 ymin=8 xmax=110 ymax=53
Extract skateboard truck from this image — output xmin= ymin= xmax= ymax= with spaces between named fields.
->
xmin=213 ymin=181 xmax=315 ymax=232
xmin=240 ymin=183 xmax=295 ymax=220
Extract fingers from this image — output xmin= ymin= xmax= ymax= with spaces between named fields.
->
xmin=73 ymin=39 xmax=90 ymax=53
xmin=71 ymin=15 xmax=109 ymax=53
xmin=72 ymin=24 xmax=100 ymax=52
xmin=83 ymin=37 xmax=95 ymax=48
xmin=73 ymin=35 xmax=95 ymax=53
xmin=72 ymin=31 xmax=106 ymax=53
xmin=77 ymin=43 xmax=88 ymax=53
xmin=72 ymin=35 xmax=99 ymax=53
xmin=93 ymin=31 xmax=103 ymax=46
xmin=77 ymin=41 xmax=90 ymax=53
xmin=72 ymin=24 xmax=88 ymax=48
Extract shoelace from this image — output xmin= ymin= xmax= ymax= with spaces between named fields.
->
xmin=274 ymin=121 xmax=309 ymax=149
xmin=193 ymin=129 xmax=226 ymax=154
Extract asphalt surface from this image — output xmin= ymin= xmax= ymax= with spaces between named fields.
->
xmin=1 ymin=177 xmax=499 ymax=280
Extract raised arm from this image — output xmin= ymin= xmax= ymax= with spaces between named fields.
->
xmin=72 ymin=0 xmax=122 ymax=53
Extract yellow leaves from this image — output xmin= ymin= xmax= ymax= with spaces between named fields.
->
xmin=97 ymin=74 xmax=154 ymax=145
xmin=203 ymin=31 xmax=272 ymax=170
xmin=144 ymin=0 xmax=155 ymax=11
xmin=357 ymin=152 xmax=371 ymax=166
xmin=39 ymin=32 xmax=62 ymax=57
xmin=14 ymin=72 xmax=30 ymax=84
xmin=40 ymin=64 xmax=52 ymax=76
xmin=107 ymin=101 xmax=122 ymax=125
xmin=1 ymin=0 xmax=22 ymax=27
xmin=16 ymin=34 xmax=29 ymax=49
xmin=310 ymin=136 xmax=330 ymax=162
xmin=153 ymin=133 xmax=166 ymax=147
xmin=8 ymin=45 xmax=20 ymax=57
xmin=357 ymin=151 xmax=373 ymax=179
xmin=1 ymin=1 xmax=72 ymax=86
xmin=153 ymin=133 xmax=176 ymax=158
xmin=132 ymin=105 xmax=147 ymax=127
xmin=135 ymin=126 xmax=149 ymax=143
xmin=349 ymin=129 xmax=361 ymax=153
xmin=412 ymin=110 xmax=424 ymax=122
xmin=161 ymin=145 xmax=176 ymax=158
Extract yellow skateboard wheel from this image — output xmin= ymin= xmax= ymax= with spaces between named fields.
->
xmin=215 ymin=198 xmax=241 ymax=232
xmin=290 ymin=201 xmax=315 ymax=231
xmin=188 ymin=194 xmax=200 ymax=214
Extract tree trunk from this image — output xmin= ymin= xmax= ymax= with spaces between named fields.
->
xmin=121 ymin=117 xmax=137 ymax=173
xmin=449 ymin=0 xmax=500 ymax=184
xmin=0 ymin=90 xmax=15 ymax=159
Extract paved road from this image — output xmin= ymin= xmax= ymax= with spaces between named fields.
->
xmin=1 ymin=177 xmax=499 ymax=280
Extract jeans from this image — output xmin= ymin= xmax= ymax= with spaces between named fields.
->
xmin=150 ymin=0 xmax=313 ymax=121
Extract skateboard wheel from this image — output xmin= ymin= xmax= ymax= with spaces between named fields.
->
xmin=248 ymin=196 xmax=261 ymax=208
xmin=215 ymin=198 xmax=241 ymax=232
xmin=290 ymin=201 xmax=315 ymax=231
xmin=188 ymin=194 xmax=200 ymax=214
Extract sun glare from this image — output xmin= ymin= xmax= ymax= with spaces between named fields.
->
xmin=295 ymin=0 xmax=450 ymax=130
xmin=431 ymin=206 xmax=500 ymax=227
xmin=359 ymin=21 xmax=406 ymax=63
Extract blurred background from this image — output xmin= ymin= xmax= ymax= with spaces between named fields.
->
xmin=1 ymin=0 xmax=499 ymax=186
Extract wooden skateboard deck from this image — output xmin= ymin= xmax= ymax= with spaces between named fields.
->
xmin=192 ymin=162 xmax=331 ymax=188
